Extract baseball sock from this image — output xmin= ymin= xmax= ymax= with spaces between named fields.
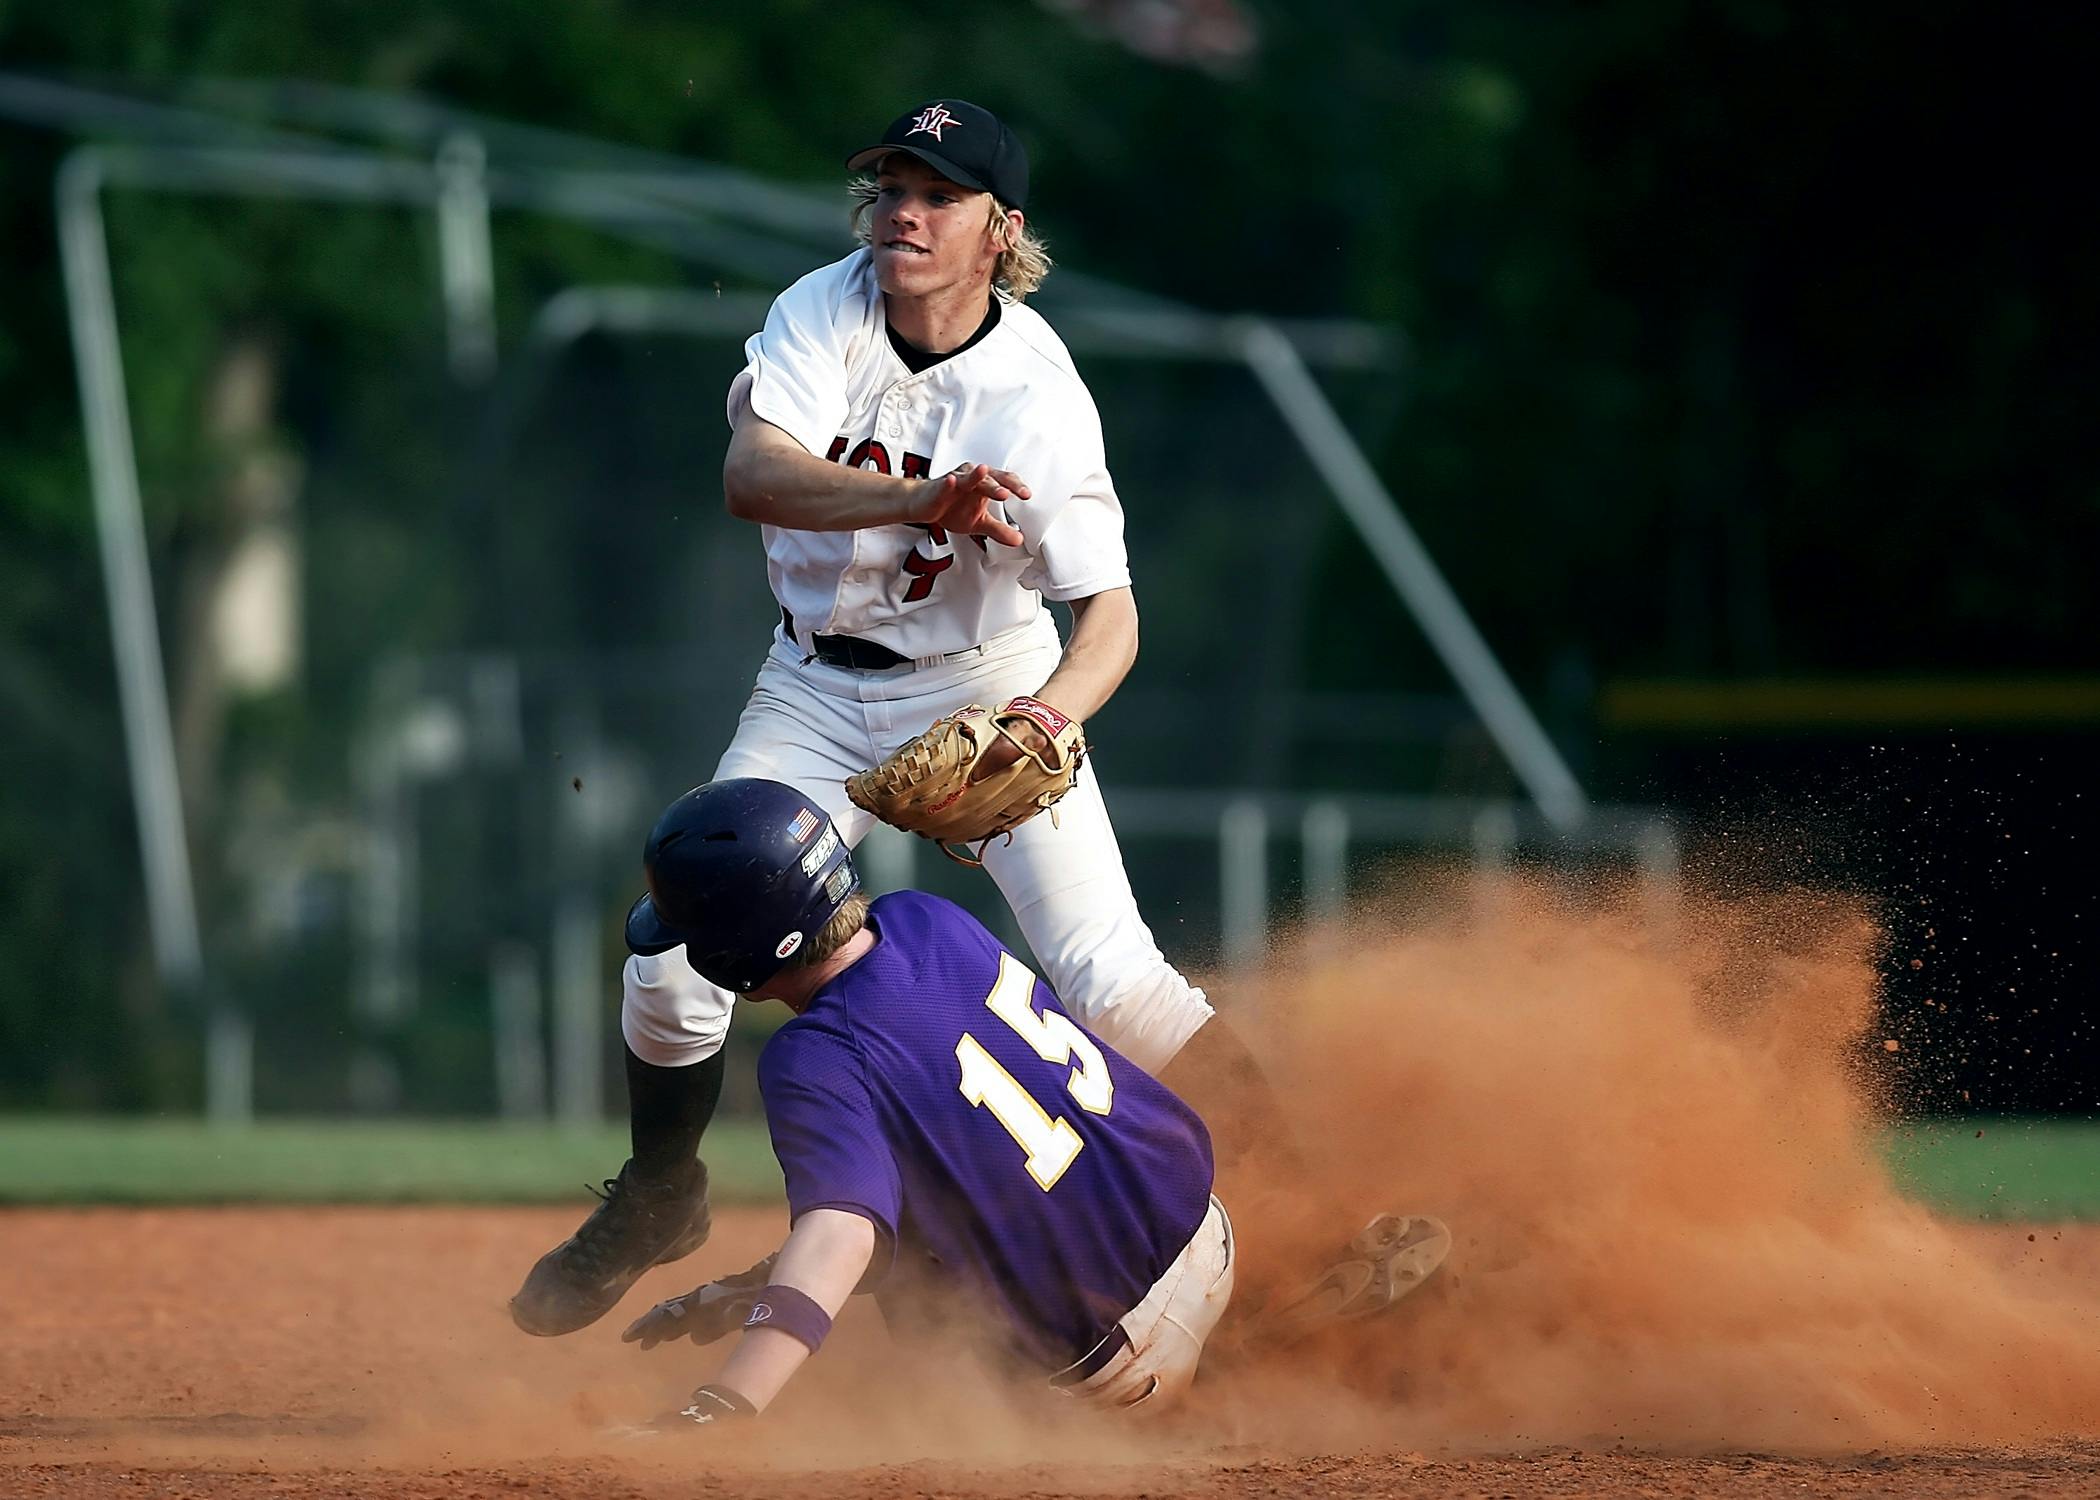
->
xmin=625 ymin=1044 xmax=726 ymax=1183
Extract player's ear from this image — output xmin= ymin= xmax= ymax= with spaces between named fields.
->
xmin=990 ymin=202 xmax=1024 ymax=250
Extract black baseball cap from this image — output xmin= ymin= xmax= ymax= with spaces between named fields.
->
xmin=846 ymin=99 xmax=1029 ymax=211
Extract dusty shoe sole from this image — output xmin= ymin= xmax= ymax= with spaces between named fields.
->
xmin=508 ymin=1196 xmax=712 ymax=1338
xmin=1249 ymin=1213 xmax=1452 ymax=1347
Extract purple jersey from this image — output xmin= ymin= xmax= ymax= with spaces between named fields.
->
xmin=757 ymin=891 xmax=1215 ymax=1372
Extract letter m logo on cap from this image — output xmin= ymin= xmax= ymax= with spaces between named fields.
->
xmin=908 ymin=103 xmax=959 ymax=141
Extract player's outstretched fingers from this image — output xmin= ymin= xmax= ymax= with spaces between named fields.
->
xmin=956 ymin=463 xmax=1018 ymax=505
xmin=621 ymin=1292 xmax=691 ymax=1350
xmin=961 ymin=467 xmax=1027 ymax=547
xmin=926 ymin=464 xmax=1026 ymax=548
xmin=972 ymin=510 xmax=1026 ymax=548
xmin=983 ymin=467 xmax=1032 ymax=502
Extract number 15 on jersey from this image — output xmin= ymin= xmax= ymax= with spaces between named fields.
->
xmin=955 ymin=953 xmax=1115 ymax=1190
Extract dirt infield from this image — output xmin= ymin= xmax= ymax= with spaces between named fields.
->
xmin=13 ymin=881 xmax=2100 ymax=1496
xmin=2 ymin=1205 xmax=2099 ymax=1499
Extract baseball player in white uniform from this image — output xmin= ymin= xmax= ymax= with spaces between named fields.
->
xmin=512 ymin=99 xmax=1443 ymax=1344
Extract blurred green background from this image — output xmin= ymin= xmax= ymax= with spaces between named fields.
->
xmin=0 ymin=3 xmax=2092 ymax=1201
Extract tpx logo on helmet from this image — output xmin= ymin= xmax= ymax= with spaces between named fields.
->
xmin=908 ymin=103 xmax=959 ymax=141
xmin=799 ymin=826 xmax=840 ymax=878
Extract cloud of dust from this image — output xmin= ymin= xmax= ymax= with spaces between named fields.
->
xmin=1204 ymin=867 xmax=2100 ymax=1452
xmin=365 ymin=868 xmax=2100 ymax=1473
xmin=84 ymin=868 xmax=2100 ymax=1485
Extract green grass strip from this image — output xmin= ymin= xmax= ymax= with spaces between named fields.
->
xmin=1 ymin=1115 xmax=2097 ymax=1215
xmin=0 ymin=1116 xmax=781 ymax=1205
xmin=1886 ymin=1117 xmax=2100 ymax=1221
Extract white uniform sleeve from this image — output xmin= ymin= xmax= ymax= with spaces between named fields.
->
xmin=724 ymin=258 xmax=859 ymax=457
xmin=1018 ymin=397 xmax=1133 ymax=601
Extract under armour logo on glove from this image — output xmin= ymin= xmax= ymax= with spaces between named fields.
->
xmin=609 ymin=1380 xmax=758 ymax=1439
xmin=671 ymin=1383 xmax=756 ymax=1426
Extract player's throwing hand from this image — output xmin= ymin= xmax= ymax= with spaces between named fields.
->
xmin=916 ymin=462 xmax=1030 ymax=547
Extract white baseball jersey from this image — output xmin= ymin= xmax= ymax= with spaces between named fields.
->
xmin=727 ymin=249 xmax=1132 ymax=658
xmin=622 ymin=250 xmax=1216 ymax=1082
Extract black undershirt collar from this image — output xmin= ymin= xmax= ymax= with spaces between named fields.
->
xmin=887 ymin=296 xmax=1002 ymax=374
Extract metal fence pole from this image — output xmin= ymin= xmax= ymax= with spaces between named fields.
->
xmin=550 ymin=693 xmax=604 ymax=1125
xmin=352 ymin=657 xmax=423 ymax=1036
xmin=57 ymin=149 xmax=255 ymax=1122
xmin=491 ymin=942 xmax=548 ymax=1121
xmin=1220 ymin=799 xmax=1270 ymax=968
xmin=1236 ymin=318 xmax=1591 ymax=832
xmin=1470 ymin=802 xmax=1519 ymax=925
xmin=550 ymin=901 xmax=602 ymax=1125
xmin=435 ymin=132 xmax=496 ymax=382
xmin=203 ymin=1010 xmax=253 ymax=1125
xmin=1301 ymin=799 xmax=1350 ymax=926
xmin=1636 ymin=816 xmax=1683 ymax=948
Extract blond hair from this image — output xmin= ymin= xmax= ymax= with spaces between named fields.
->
xmin=848 ymin=171 xmax=1054 ymax=301
xmin=788 ymin=891 xmax=871 ymax=971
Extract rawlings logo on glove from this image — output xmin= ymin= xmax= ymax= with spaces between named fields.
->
xmin=845 ymin=696 xmax=1087 ymax=866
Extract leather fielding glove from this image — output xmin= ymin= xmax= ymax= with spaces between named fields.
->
xmin=845 ymin=696 xmax=1086 ymax=866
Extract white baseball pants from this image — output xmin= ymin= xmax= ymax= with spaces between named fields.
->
xmin=1058 ymin=1194 xmax=1235 ymax=1414
xmin=619 ymin=610 xmax=1215 ymax=1076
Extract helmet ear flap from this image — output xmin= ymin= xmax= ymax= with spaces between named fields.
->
xmin=692 ymin=946 xmax=761 ymax=993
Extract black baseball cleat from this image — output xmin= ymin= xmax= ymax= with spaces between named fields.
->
xmin=509 ymin=1157 xmax=712 ymax=1337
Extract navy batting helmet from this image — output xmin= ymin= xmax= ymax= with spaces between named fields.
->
xmin=624 ymin=779 xmax=861 ymax=993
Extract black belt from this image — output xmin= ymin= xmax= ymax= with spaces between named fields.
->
xmin=1047 ymin=1323 xmax=1131 ymax=1389
xmin=783 ymin=607 xmax=915 ymax=671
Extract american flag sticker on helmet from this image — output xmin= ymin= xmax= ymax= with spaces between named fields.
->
xmin=787 ymin=808 xmax=821 ymax=844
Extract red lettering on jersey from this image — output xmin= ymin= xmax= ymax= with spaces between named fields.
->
xmin=827 ymin=441 xmax=927 ymax=476
xmin=901 ymin=549 xmax=953 ymax=602
xmin=823 ymin=444 xmax=995 ymax=603
xmin=846 ymin=438 xmax=892 ymax=474
xmin=910 ymin=522 xmax=990 ymax=554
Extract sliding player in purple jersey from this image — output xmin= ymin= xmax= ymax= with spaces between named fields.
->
xmin=615 ymin=778 xmax=1235 ymax=1423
